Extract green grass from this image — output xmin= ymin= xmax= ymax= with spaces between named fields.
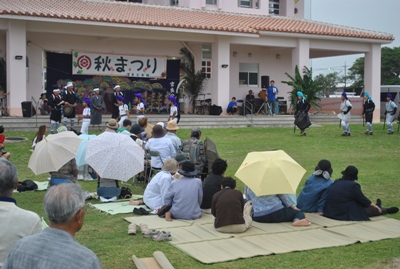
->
xmin=5 ymin=124 xmax=400 ymax=269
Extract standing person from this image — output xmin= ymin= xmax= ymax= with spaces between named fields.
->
xmin=294 ymin=91 xmax=311 ymax=136
xmin=167 ymin=95 xmax=178 ymax=122
xmin=362 ymin=92 xmax=375 ymax=135
xmin=385 ymin=93 xmax=398 ymax=135
xmin=0 ymin=159 xmax=42 ymax=267
xmin=90 ymin=88 xmax=105 ymax=131
xmin=111 ymin=85 xmax=123 ymax=119
xmin=132 ymin=93 xmax=145 ymax=123
xmin=212 ymin=177 xmax=252 ymax=233
xmin=267 ymin=80 xmax=279 ymax=115
xmin=117 ymin=95 xmax=129 ymax=129
xmin=339 ymin=92 xmax=352 ymax=136
xmin=32 ymin=125 xmax=46 ymax=150
xmin=49 ymin=89 xmax=64 ymax=134
xmin=3 ymin=183 xmax=102 ymax=269
xmin=79 ymin=98 xmax=91 ymax=135
xmin=62 ymin=82 xmax=78 ymax=130
xmin=227 ymin=97 xmax=238 ymax=115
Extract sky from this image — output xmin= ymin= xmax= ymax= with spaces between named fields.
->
xmin=304 ymin=0 xmax=399 ymax=78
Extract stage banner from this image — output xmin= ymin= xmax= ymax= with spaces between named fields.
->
xmin=72 ymin=51 xmax=166 ymax=78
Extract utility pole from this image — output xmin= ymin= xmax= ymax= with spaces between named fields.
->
xmin=344 ymin=62 xmax=347 ymax=90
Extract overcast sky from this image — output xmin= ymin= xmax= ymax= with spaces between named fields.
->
xmin=304 ymin=0 xmax=399 ymax=77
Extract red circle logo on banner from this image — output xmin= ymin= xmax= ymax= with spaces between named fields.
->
xmin=77 ymin=55 xmax=92 ymax=70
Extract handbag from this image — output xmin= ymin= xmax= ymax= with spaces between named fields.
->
xmin=119 ymin=187 xmax=132 ymax=199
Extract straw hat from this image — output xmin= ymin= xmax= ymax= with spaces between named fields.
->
xmin=166 ymin=120 xmax=179 ymax=131
xmin=106 ymin=119 xmax=118 ymax=130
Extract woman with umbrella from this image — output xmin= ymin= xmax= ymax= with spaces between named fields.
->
xmin=294 ymin=91 xmax=311 ymax=136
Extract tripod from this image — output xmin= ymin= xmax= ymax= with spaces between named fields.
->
xmin=256 ymin=101 xmax=273 ymax=115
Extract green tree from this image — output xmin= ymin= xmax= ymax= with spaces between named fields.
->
xmin=179 ymin=47 xmax=207 ymax=113
xmin=282 ymin=65 xmax=324 ymax=110
xmin=314 ymin=72 xmax=341 ymax=97
xmin=348 ymin=57 xmax=365 ymax=88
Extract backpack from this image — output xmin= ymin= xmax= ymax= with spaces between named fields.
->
xmin=119 ymin=187 xmax=132 ymax=199
xmin=181 ymin=139 xmax=202 ymax=165
xmin=17 ymin=180 xmax=38 ymax=192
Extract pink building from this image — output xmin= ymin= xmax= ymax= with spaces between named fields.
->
xmin=0 ymin=0 xmax=393 ymax=121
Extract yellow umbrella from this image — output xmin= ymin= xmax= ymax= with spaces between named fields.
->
xmin=235 ymin=150 xmax=306 ymax=196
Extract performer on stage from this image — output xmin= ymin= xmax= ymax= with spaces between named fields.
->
xmin=385 ymin=93 xmax=398 ymax=135
xmin=168 ymin=95 xmax=179 ymax=122
xmin=117 ymin=95 xmax=129 ymax=129
xmin=266 ymin=80 xmax=279 ymax=115
xmin=62 ymin=82 xmax=78 ymax=130
xmin=132 ymin=93 xmax=145 ymax=123
xmin=111 ymin=85 xmax=123 ymax=119
xmin=362 ymin=92 xmax=375 ymax=135
xmin=79 ymin=98 xmax=91 ymax=135
xmin=49 ymin=89 xmax=64 ymax=134
xmin=90 ymin=88 xmax=105 ymax=131
xmin=294 ymin=91 xmax=311 ymax=136
xmin=338 ymin=92 xmax=352 ymax=136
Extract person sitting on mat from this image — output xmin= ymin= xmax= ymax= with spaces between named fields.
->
xmin=211 ymin=177 xmax=252 ymax=233
xmin=324 ymin=166 xmax=399 ymax=221
xmin=297 ymin=159 xmax=333 ymax=215
xmin=244 ymin=185 xmax=311 ymax=226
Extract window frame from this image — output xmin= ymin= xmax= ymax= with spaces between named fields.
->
xmin=239 ymin=63 xmax=259 ymax=87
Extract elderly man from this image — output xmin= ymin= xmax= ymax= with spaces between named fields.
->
xmin=0 ymin=159 xmax=41 ymax=268
xmin=145 ymin=125 xmax=176 ymax=169
xmin=165 ymin=120 xmax=182 ymax=153
xmin=3 ymin=183 xmax=102 ymax=269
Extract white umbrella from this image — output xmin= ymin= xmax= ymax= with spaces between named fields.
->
xmin=85 ymin=132 xmax=145 ymax=181
xmin=28 ymin=131 xmax=81 ymax=175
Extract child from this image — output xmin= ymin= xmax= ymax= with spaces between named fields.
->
xmin=227 ymin=97 xmax=238 ymax=115
xmin=168 ymin=96 xmax=178 ymax=122
xmin=0 ymin=125 xmax=10 ymax=159
xmin=132 ymin=93 xmax=145 ymax=123
xmin=32 ymin=125 xmax=46 ymax=150
xmin=117 ymin=95 xmax=129 ymax=128
xmin=116 ymin=119 xmax=132 ymax=136
xmin=79 ymin=98 xmax=91 ymax=135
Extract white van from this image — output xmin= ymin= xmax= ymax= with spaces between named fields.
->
xmin=380 ymin=86 xmax=400 ymax=118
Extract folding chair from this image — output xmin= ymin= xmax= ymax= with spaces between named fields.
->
xmin=146 ymin=150 xmax=163 ymax=183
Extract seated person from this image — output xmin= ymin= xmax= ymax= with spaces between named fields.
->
xmin=297 ymin=159 xmax=333 ymax=215
xmin=200 ymin=158 xmax=227 ymax=214
xmin=3 ymin=183 xmax=102 ymax=269
xmin=324 ymin=166 xmax=399 ymax=221
xmin=0 ymin=125 xmax=11 ymax=159
xmin=116 ymin=119 xmax=132 ymax=136
xmin=0 ymin=159 xmax=42 ymax=267
xmin=97 ymin=177 xmax=121 ymax=201
xmin=164 ymin=161 xmax=202 ymax=221
xmin=145 ymin=125 xmax=176 ymax=169
xmin=244 ymin=186 xmax=310 ymax=226
xmin=227 ymin=97 xmax=238 ymax=115
xmin=182 ymin=128 xmax=206 ymax=177
xmin=130 ymin=124 xmax=144 ymax=147
xmin=134 ymin=159 xmax=179 ymax=210
xmin=212 ymin=177 xmax=252 ymax=233
xmin=245 ymin=90 xmax=255 ymax=114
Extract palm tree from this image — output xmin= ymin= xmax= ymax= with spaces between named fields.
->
xmin=179 ymin=47 xmax=207 ymax=113
xmin=281 ymin=65 xmax=323 ymax=111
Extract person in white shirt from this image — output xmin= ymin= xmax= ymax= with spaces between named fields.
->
xmin=145 ymin=125 xmax=176 ymax=169
xmin=79 ymin=98 xmax=91 ymax=135
xmin=165 ymin=120 xmax=182 ymax=153
xmin=132 ymin=93 xmax=145 ymax=123
xmin=168 ymin=96 xmax=178 ymax=122
xmin=117 ymin=96 xmax=129 ymax=128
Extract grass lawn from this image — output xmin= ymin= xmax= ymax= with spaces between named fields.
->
xmin=4 ymin=123 xmax=400 ymax=269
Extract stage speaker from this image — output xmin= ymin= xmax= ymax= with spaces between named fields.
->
xmin=21 ymin=101 xmax=36 ymax=117
xmin=261 ymin=76 xmax=270 ymax=89
xmin=209 ymin=105 xmax=222 ymax=116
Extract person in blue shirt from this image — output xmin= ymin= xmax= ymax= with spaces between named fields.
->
xmin=297 ymin=159 xmax=333 ymax=215
xmin=266 ymin=80 xmax=279 ymax=115
xmin=227 ymin=97 xmax=238 ymax=115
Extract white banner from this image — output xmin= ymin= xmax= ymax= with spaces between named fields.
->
xmin=72 ymin=52 xmax=166 ymax=78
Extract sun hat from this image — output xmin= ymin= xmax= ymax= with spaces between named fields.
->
xmin=152 ymin=125 xmax=166 ymax=138
xmin=175 ymin=154 xmax=187 ymax=164
xmin=341 ymin=165 xmax=358 ymax=180
xmin=313 ymin=159 xmax=333 ymax=179
xmin=166 ymin=120 xmax=179 ymax=131
xmin=130 ymin=124 xmax=144 ymax=135
xmin=106 ymin=119 xmax=119 ymax=130
xmin=178 ymin=161 xmax=198 ymax=177
xmin=162 ymin=158 xmax=179 ymax=173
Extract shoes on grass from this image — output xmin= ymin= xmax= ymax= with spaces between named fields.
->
xmin=143 ymin=229 xmax=160 ymax=238
xmin=128 ymin=223 xmax=136 ymax=235
xmin=139 ymin=223 xmax=148 ymax=234
xmin=133 ymin=208 xmax=143 ymax=215
xmin=152 ymin=231 xmax=172 ymax=242
xmin=140 ymin=208 xmax=149 ymax=215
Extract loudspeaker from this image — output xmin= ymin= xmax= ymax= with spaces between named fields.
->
xmin=21 ymin=101 xmax=36 ymax=117
xmin=261 ymin=76 xmax=270 ymax=89
xmin=209 ymin=105 xmax=222 ymax=116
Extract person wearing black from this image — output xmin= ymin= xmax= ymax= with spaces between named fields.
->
xmin=323 ymin=166 xmax=399 ymax=221
xmin=200 ymin=158 xmax=227 ymax=214
xmin=62 ymin=82 xmax=78 ymax=130
xmin=362 ymin=92 xmax=375 ymax=135
xmin=294 ymin=91 xmax=311 ymax=136
xmin=49 ymin=89 xmax=64 ymax=134
xmin=111 ymin=85 xmax=124 ymax=119
xmin=245 ymin=90 xmax=255 ymax=114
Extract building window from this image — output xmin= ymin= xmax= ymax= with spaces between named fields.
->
xmin=170 ymin=0 xmax=178 ymax=5
xmin=202 ymin=44 xmax=212 ymax=79
xmin=206 ymin=0 xmax=217 ymax=5
xmin=239 ymin=63 xmax=258 ymax=87
xmin=269 ymin=0 xmax=279 ymax=14
xmin=239 ymin=0 xmax=259 ymax=9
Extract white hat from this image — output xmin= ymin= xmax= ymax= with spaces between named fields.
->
xmin=156 ymin=122 xmax=165 ymax=128
xmin=53 ymin=89 xmax=60 ymax=93
xmin=66 ymin=82 xmax=73 ymax=88
xmin=114 ymin=85 xmax=120 ymax=90
xmin=93 ymin=88 xmax=100 ymax=92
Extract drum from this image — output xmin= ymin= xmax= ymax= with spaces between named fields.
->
xmin=63 ymin=105 xmax=73 ymax=117
xmin=259 ymin=90 xmax=267 ymax=102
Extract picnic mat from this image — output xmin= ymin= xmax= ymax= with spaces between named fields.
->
xmin=132 ymin=251 xmax=175 ymax=269
xmin=88 ymin=201 xmax=148 ymax=215
xmin=13 ymin=181 xmax=48 ymax=193
xmin=125 ymin=213 xmax=400 ymax=264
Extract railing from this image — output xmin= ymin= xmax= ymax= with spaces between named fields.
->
xmin=243 ymin=99 xmax=254 ymax=126
xmin=31 ymin=96 xmax=38 ymax=128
